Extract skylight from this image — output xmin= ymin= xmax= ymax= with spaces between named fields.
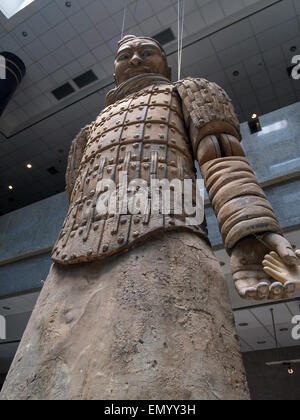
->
xmin=0 ymin=0 xmax=35 ymax=19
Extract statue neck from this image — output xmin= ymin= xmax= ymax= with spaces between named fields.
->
xmin=105 ymin=73 xmax=171 ymax=106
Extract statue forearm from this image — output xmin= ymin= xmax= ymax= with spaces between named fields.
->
xmin=196 ymin=134 xmax=282 ymax=251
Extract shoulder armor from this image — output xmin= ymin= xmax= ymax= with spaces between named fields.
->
xmin=66 ymin=124 xmax=92 ymax=202
xmin=175 ymin=77 xmax=241 ymax=146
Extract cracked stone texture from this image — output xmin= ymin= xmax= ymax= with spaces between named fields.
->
xmin=0 ymin=231 xmax=249 ymax=400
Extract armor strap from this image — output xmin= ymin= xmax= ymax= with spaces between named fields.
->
xmin=66 ymin=124 xmax=91 ymax=202
xmin=201 ymin=156 xmax=282 ymax=250
xmin=175 ymin=77 xmax=241 ymax=155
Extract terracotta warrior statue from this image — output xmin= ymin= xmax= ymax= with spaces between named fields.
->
xmin=1 ymin=35 xmax=298 ymax=400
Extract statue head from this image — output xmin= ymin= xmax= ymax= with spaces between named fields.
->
xmin=114 ymin=35 xmax=172 ymax=86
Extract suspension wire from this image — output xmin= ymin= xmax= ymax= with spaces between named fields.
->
xmin=270 ymin=308 xmax=279 ymax=350
xmin=177 ymin=0 xmax=185 ymax=80
xmin=121 ymin=0 xmax=127 ymax=39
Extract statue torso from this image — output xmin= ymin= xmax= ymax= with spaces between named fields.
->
xmin=52 ymin=80 xmax=208 ymax=264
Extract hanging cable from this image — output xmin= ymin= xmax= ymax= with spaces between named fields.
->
xmin=121 ymin=0 xmax=127 ymax=39
xmin=177 ymin=0 xmax=185 ymax=80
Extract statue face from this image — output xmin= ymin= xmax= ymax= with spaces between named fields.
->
xmin=114 ymin=38 xmax=171 ymax=85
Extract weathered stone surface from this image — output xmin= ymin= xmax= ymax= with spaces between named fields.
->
xmin=0 ymin=231 xmax=249 ymax=400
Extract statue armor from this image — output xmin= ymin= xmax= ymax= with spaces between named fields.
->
xmin=52 ymin=75 xmax=240 ymax=265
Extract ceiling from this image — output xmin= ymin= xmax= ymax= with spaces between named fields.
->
xmin=0 ymin=0 xmax=300 ymax=215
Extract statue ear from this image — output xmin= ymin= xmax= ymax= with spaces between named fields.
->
xmin=167 ymin=66 xmax=172 ymax=81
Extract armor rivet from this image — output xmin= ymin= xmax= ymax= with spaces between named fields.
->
xmin=134 ymin=217 xmax=140 ymax=224
xmin=107 ymin=167 xmax=112 ymax=173
xmin=134 ymin=135 xmax=139 ymax=139
xmin=111 ymin=139 xmax=116 ymax=143
xmin=133 ymin=232 xmax=139 ymax=238
xmin=93 ymin=173 xmax=97 ymax=178
xmin=74 ymin=224 xmax=79 ymax=230
xmin=147 ymin=116 xmax=152 ymax=120
xmin=145 ymin=135 xmax=150 ymax=140
xmin=109 ymin=158 xmax=114 ymax=164
xmin=89 ymin=190 xmax=95 ymax=197
xmin=143 ymin=164 xmax=149 ymax=169
xmin=94 ymin=165 xmax=99 ymax=170
xmin=159 ymin=145 xmax=165 ymax=149
xmin=160 ymin=135 xmax=165 ymax=139
xmin=147 ymin=124 xmax=151 ymax=128
xmin=143 ymin=157 xmax=150 ymax=162
xmin=87 ymin=249 xmax=92 ymax=256
xmin=171 ymin=161 xmax=176 ymax=166
xmin=131 ymin=163 xmax=137 ymax=169
xmin=120 ymin=219 xmax=127 ymax=225
xmin=159 ymin=164 xmax=164 ymax=169
xmin=126 ymin=119 xmax=130 ymax=123
xmin=62 ymin=254 xmax=67 ymax=260
xmin=103 ymin=244 xmax=109 ymax=252
xmin=79 ymin=228 xmax=83 ymax=235
xmin=121 ymin=146 xmax=126 ymax=151
xmin=133 ymin=143 xmax=139 ymax=148
xmin=169 ymin=220 xmax=175 ymax=226
xmin=86 ymin=178 xmax=90 ymax=184
xmin=145 ymin=144 xmax=150 ymax=149
xmin=136 ymin=124 xmax=141 ymax=128
xmin=70 ymin=232 xmax=75 ymax=238
xmin=132 ymin=155 xmax=137 ymax=161
xmin=111 ymin=230 xmax=117 ymax=235
xmin=118 ymin=236 xmax=124 ymax=244
xmin=121 ymin=137 xmax=126 ymax=141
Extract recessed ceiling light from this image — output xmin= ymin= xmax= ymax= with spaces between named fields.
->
xmin=290 ymin=46 xmax=297 ymax=52
xmin=65 ymin=1 xmax=71 ymax=7
xmin=251 ymin=113 xmax=258 ymax=120
xmin=220 ymin=261 xmax=225 ymax=267
xmin=8 ymin=185 xmax=13 ymax=190
xmin=26 ymin=163 xmax=32 ymax=169
xmin=22 ymin=31 xmax=28 ymax=37
xmin=233 ymin=70 xmax=240 ymax=77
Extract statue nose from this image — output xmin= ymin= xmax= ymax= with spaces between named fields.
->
xmin=130 ymin=54 xmax=143 ymax=66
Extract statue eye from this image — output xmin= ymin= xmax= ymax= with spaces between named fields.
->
xmin=143 ymin=50 xmax=153 ymax=57
xmin=119 ymin=54 xmax=130 ymax=61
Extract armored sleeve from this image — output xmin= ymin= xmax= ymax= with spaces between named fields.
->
xmin=175 ymin=77 xmax=241 ymax=156
xmin=200 ymin=150 xmax=282 ymax=250
xmin=65 ymin=124 xmax=91 ymax=202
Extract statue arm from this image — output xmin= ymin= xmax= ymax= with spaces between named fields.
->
xmin=196 ymin=133 xmax=298 ymax=300
xmin=65 ymin=124 xmax=91 ymax=203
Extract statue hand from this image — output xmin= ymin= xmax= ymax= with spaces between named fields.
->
xmin=263 ymin=250 xmax=300 ymax=288
xmin=230 ymin=233 xmax=298 ymax=300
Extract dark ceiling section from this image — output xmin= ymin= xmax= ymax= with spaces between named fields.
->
xmin=0 ymin=0 xmax=300 ymax=215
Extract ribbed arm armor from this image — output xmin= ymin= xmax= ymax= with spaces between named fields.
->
xmin=201 ymin=156 xmax=282 ymax=250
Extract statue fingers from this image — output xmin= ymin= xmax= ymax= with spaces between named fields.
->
xmin=264 ymin=253 xmax=286 ymax=268
xmin=262 ymin=259 xmax=283 ymax=273
xmin=263 ymin=266 xmax=286 ymax=284
xmin=257 ymin=281 xmax=271 ymax=299
xmin=269 ymin=282 xmax=284 ymax=300
xmin=283 ymin=281 xmax=296 ymax=299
